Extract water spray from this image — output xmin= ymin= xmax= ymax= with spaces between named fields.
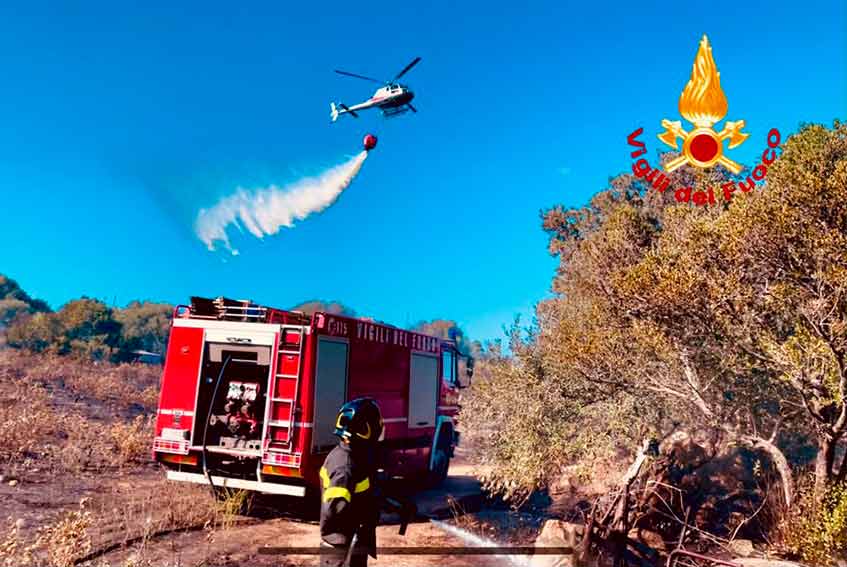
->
xmin=194 ymin=136 xmax=377 ymax=254
xmin=429 ymin=519 xmax=532 ymax=567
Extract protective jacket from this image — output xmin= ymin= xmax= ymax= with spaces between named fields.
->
xmin=319 ymin=442 xmax=379 ymax=556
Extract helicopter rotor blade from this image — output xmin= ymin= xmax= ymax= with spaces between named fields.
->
xmin=334 ymin=70 xmax=384 ymax=84
xmin=393 ymin=57 xmax=421 ymax=81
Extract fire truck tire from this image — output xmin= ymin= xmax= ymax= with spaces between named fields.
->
xmin=428 ymin=425 xmax=452 ymax=486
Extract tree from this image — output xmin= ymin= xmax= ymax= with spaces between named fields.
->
xmin=411 ymin=319 xmax=480 ymax=356
xmin=0 ymin=274 xmax=50 ymax=313
xmin=0 ymin=298 xmax=31 ymax=328
xmin=54 ymin=298 xmax=123 ymax=360
xmin=610 ymin=122 xmax=847 ymax=502
xmin=114 ymin=301 xmax=172 ymax=355
xmin=289 ymin=300 xmax=357 ymax=317
xmin=6 ymin=311 xmax=63 ymax=353
xmin=461 ymin=121 xmax=847 ymax=509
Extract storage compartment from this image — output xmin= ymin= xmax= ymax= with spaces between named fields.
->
xmin=193 ymin=343 xmax=272 ymax=453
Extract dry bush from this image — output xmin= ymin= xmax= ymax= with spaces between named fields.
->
xmin=213 ymin=488 xmax=253 ymax=530
xmin=56 ymin=414 xmax=121 ymax=473
xmin=0 ymin=499 xmax=92 ymax=567
xmin=55 ymin=413 xmax=155 ymax=473
xmin=2 ymin=481 xmax=221 ymax=567
xmin=91 ymin=478 xmax=220 ymax=550
xmin=0 ymin=381 xmax=56 ymax=463
xmin=0 ymin=349 xmax=160 ymax=475
xmin=0 ymin=520 xmax=23 ymax=567
xmin=138 ymin=386 xmax=159 ymax=411
xmin=65 ymin=363 xmax=160 ymax=410
xmin=0 ymin=350 xmax=160 ymax=414
xmin=110 ymin=415 xmax=155 ymax=466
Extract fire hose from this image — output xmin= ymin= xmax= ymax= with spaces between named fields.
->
xmin=341 ymin=490 xmax=418 ymax=565
xmin=201 ymin=354 xmax=232 ymax=495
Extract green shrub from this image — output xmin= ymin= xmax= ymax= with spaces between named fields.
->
xmin=783 ymin=481 xmax=847 ymax=565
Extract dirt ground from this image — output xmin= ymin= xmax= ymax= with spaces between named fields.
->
xmin=3 ymin=443 xmax=529 ymax=567
xmin=0 ymin=352 xmax=539 ymax=566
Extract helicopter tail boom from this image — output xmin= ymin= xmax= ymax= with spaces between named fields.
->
xmin=330 ymin=102 xmax=359 ymax=122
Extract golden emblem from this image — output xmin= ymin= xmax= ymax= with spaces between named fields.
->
xmin=659 ymin=35 xmax=748 ymax=174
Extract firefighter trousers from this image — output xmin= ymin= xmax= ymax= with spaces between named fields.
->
xmin=319 ymin=540 xmax=367 ymax=567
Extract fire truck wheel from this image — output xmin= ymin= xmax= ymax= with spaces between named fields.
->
xmin=428 ymin=427 xmax=452 ymax=487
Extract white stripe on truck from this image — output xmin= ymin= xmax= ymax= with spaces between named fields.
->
xmin=158 ymin=409 xmax=195 ymax=416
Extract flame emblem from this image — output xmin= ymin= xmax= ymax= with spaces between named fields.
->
xmin=658 ymin=35 xmax=748 ymax=174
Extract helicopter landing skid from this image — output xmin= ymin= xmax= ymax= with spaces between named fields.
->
xmin=381 ymin=106 xmax=412 ymax=118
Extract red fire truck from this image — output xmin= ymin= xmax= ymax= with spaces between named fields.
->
xmin=153 ymin=297 xmax=473 ymax=498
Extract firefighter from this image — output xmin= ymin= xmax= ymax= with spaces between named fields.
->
xmin=319 ymin=397 xmax=384 ymax=567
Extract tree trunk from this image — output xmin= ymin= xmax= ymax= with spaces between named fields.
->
xmin=737 ymin=434 xmax=794 ymax=509
xmin=814 ymin=436 xmax=836 ymax=501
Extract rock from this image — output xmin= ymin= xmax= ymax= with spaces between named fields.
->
xmin=549 ymin=465 xmax=581 ymax=496
xmin=531 ymin=519 xmax=580 ymax=567
xmin=0 ymin=475 xmax=4 ymax=484
xmin=8 ymin=479 xmax=18 ymax=487
xmin=14 ymin=518 xmax=25 ymax=530
xmin=628 ymin=527 xmax=666 ymax=552
xmin=729 ymin=539 xmax=756 ymax=558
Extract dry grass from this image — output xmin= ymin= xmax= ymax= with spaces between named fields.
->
xmin=0 ymin=378 xmax=56 ymax=464
xmin=0 ymin=350 xmax=262 ymax=566
xmin=110 ymin=415 xmax=156 ymax=466
xmin=0 ymin=350 xmax=160 ymax=412
xmin=0 ymin=350 xmax=159 ymax=475
xmin=0 ymin=354 xmax=242 ymax=563
xmin=0 ymin=479 xmax=246 ymax=567
xmin=1 ymin=500 xmax=92 ymax=567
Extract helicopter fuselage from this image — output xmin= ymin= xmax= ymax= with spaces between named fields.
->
xmin=352 ymin=85 xmax=414 ymax=112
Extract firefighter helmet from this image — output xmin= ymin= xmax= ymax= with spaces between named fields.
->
xmin=333 ymin=398 xmax=384 ymax=445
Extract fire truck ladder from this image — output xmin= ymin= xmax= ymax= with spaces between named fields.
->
xmin=266 ymin=326 xmax=305 ymax=452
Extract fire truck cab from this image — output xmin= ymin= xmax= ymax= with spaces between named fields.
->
xmin=153 ymin=297 xmax=472 ymax=498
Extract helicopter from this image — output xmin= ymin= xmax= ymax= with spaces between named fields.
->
xmin=330 ymin=57 xmax=421 ymax=122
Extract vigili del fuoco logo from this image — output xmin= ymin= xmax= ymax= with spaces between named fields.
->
xmin=626 ymin=35 xmax=781 ymax=205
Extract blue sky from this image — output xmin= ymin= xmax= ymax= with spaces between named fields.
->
xmin=1 ymin=1 xmax=844 ymax=344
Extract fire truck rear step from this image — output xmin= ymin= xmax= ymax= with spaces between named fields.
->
xmin=167 ymin=470 xmax=306 ymax=497
xmin=199 ymin=445 xmax=262 ymax=458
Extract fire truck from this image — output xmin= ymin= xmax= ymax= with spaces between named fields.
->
xmin=153 ymin=297 xmax=473 ymax=498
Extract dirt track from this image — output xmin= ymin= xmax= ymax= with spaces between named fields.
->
xmin=2 ymin=455 xmax=510 ymax=567
xmin=0 ymin=352 xmax=532 ymax=566
xmin=100 ymin=461 xmax=491 ymax=567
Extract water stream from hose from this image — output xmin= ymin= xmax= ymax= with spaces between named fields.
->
xmin=429 ymin=519 xmax=532 ymax=567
